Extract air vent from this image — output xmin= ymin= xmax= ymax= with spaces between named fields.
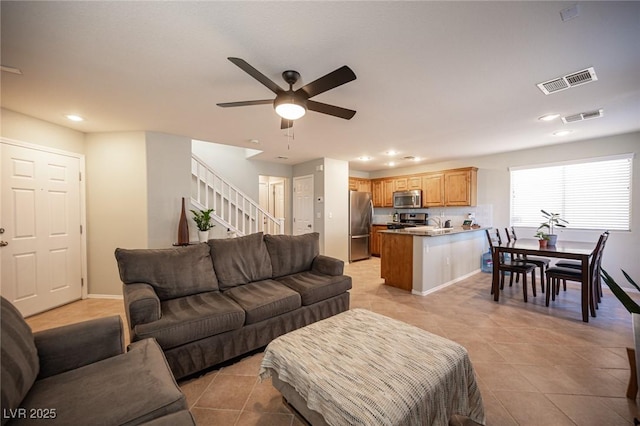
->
xmin=561 ymin=109 xmax=604 ymax=124
xmin=537 ymin=67 xmax=598 ymax=95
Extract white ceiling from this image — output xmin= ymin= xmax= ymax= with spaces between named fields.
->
xmin=2 ymin=1 xmax=639 ymax=172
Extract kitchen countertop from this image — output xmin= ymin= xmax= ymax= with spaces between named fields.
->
xmin=379 ymin=226 xmax=489 ymax=237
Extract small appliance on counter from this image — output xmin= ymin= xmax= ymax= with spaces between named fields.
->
xmin=387 ymin=212 xmax=428 ymax=229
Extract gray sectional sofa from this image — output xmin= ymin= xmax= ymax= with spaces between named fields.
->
xmin=0 ymin=296 xmax=195 ymax=426
xmin=115 ymin=232 xmax=351 ymax=380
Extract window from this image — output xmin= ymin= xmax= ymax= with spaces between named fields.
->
xmin=510 ymin=154 xmax=633 ymax=231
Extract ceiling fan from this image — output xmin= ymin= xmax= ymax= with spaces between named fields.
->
xmin=217 ymin=57 xmax=357 ymax=129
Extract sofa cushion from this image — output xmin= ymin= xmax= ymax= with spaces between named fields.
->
xmin=1 ymin=296 xmax=39 ymax=424
xmin=134 ymin=292 xmax=245 ymax=349
xmin=276 ymin=271 xmax=353 ymax=306
xmin=223 ymin=280 xmax=301 ymax=325
xmin=14 ymin=339 xmax=186 ymax=426
xmin=264 ymin=233 xmax=319 ymax=278
xmin=115 ymin=244 xmax=218 ymax=300
xmin=207 ymin=232 xmax=272 ymax=290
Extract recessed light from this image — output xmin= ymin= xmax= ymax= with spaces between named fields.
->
xmin=249 ymin=139 xmax=260 ymax=145
xmin=358 ymin=156 xmax=372 ymax=161
xmin=387 ymin=162 xmax=396 ymax=167
xmin=385 ymin=150 xmax=398 ymax=156
xmin=276 ymin=156 xmax=289 ymax=160
xmin=65 ymin=114 xmax=84 ymax=122
xmin=553 ymin=130 xmax=572 ymax=136
xmin=539 ymin=113 xmax=560 ymax=122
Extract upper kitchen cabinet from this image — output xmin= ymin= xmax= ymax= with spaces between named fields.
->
xmin=422 ymin=173 xmax=445 ymax=207
xmin=372 ymin=179 xmax=394 ymax=207
xmin=349 ymin=177 xmax=372 ymax=193
xmin=444 ymin=168 xmax=477 ymax=206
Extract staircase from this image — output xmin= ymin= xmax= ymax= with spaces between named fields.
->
xmin=191 ymin=154 xmax=284 ymax=236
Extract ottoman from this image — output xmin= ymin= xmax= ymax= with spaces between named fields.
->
xmin=259 ymin=309 xmax=485 ymax=426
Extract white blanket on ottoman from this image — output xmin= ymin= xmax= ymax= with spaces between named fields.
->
xmin=259 ymin=309 xmax=485 ymax=426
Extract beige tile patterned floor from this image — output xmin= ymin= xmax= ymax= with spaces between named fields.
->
xmin=26 ymin=257 xmax=640 ymax=425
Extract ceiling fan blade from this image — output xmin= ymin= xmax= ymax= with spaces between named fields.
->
xmin=307 ymin=100 xmax=356 ymax=120
xmin=228 ymin=57 xmax=283 ymax=94
xmin=296 ymin=65 xmax=356 ymax=99
xmin=216 ymin=99 xmax=273 ymax=108
xmin=281 ymin=118 xmax=293 ymax=129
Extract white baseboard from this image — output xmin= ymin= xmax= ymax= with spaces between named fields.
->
xmin=86 ymin=294 xmax=123 ymax=300
xmin=411 ymin=269 xmax=482 ymax=297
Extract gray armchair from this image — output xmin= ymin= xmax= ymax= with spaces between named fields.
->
xmin=0 ymin=296 xmax=195 ymax=426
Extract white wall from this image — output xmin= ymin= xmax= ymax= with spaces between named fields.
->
xmin=369 ymin=132 xmax=640 ymax=284
xmin=85 ymin=132 xmax=148 ymax=295
xmin=293 ymin=158 xmax=325 ymax=250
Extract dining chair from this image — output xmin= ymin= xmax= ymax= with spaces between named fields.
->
xmin=486 ymin=229 xmax=537 ymax=302
xmin=504 ymin=226 xmax=550 ymax=289
xmin=545 ymin=231 xmax=609 ymax=315
xmin=553 ymin=231 xmax=609 ymax=304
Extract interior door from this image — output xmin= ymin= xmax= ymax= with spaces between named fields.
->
xmin=1 ymin=141 xmax=83 ymax=317
xmin=293 ymin=175 xmax=314 ymax=235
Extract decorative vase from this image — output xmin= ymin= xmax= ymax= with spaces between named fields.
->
xmin=538 ymin=239 xmax=548 ymax=248
xmin=547 ymin=234 xmax=558 ymax=246
xmin=198 ymin=230 xmax=209 ymax=243
xmin=177 ymin=197 xmax=189 ymax=245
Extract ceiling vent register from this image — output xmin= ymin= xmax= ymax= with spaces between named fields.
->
xmin=536 ymin=67 xmax=598 ymax=95
xmin=562 ymin=109 xmax=604 ymax=124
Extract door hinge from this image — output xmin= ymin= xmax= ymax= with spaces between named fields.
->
xmin=79 ymin=171 xmax=82 ymax=181
xmin=81 ymin=278 xmax=84 ymax=287
xmin=80 ymin=225 xmax=83 ymax=234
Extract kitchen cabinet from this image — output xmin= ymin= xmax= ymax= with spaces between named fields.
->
xmin=394 ymin=178 xmax=408 ymax=191
xmin=349 ymin=177 xmax=372 ymax=193
xmin=422 ymin=173 xmax=445 ymax=207
xmin=370 ymin=225 xmax=386 ymax=257
xmin=444 ymin=168 xmax=477 ymax=206
xmin=372 ymin=180 xmax=383 ymax=207
xmin=380 ymin=232 xmax=413 ymax=291
xmin=408 ymin=176 xmax=422 ymax=189
xmin=383 ymin=179 xmax=394 ymax=207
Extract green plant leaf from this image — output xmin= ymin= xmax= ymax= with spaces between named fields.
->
xmin=602 ymin=269 xmax=640 ymax=314
xmin=622 ymin=269 xmax=640 ymax=292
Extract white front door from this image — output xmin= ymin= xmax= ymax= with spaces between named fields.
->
xmin=293 ymin=175 xmax=314 ymax=235
xmin=1 ymin=141 xmax=83 ymax=317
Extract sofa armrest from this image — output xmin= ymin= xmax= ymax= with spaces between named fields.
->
xmin=312 ymin=255 xmax=344 ymax=276
xmin=34 ymin=315 xmax=125 ymax=379
xmin=123 ymin=283 xmax=161 ymax=329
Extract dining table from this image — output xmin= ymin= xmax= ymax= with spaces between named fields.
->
xmin=491 ymin=238 xmax=597 ymax=322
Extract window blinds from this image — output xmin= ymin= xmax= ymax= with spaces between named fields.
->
xmin=510 ymin=154 xmax=632 ymax=231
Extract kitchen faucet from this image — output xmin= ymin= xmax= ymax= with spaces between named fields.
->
xmin=427 ymin=217 xmax=443 ymax=228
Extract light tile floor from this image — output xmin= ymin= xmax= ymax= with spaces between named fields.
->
xmin=26 ymin=258 xmax=640 ymax=425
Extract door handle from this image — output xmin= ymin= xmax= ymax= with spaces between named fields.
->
xmin=0 ymin=241 xmax=8 ymax=247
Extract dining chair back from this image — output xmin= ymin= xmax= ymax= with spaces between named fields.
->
xmin=486 ymin=229 xmax=538 ymax=302
xmin=505 ymin=226 xmax=550 ymax=285
xmin=545 ymin=231 xmax=609 ymax=314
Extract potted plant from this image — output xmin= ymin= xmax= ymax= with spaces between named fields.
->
xmin=537 ymin=209 xmax=568 ymax=246
xmin=191 ymin=208 xmax=215 ymax=242
xmin=534 ymin=230 xmax=550 ymax=248
xmin=602 ymin=269 xmax=640 ymax=404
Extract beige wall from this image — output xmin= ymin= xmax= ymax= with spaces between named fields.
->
xmin=146 ymin=132 xmax=192 ymax=248
xmin=1 ymin=108 xmax=85 ymax=154
xmin=85 ymin=132 xmax=148 ymax=295
xmin=323 ymin=158 xmax=349 ymax=262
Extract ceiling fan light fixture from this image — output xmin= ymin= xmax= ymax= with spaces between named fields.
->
xmin=274 ymin=94 xmax=306 ymax=120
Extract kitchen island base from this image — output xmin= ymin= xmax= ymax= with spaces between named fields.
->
xmin=381 ymin=227 xmax=487 ymax=295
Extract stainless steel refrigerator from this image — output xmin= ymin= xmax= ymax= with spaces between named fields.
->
xmin=349 ymin=191 xmax=373 ymax=262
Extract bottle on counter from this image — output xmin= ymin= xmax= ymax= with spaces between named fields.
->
xmin=393 ymin=211 xmax=399 ymax=222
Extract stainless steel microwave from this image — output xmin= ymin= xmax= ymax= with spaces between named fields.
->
xmin=393 ymin=190 xmax=422 ymax=209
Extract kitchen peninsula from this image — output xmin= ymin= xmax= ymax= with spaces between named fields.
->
xmin=380 ymin=227 xmax=488 ymax=295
